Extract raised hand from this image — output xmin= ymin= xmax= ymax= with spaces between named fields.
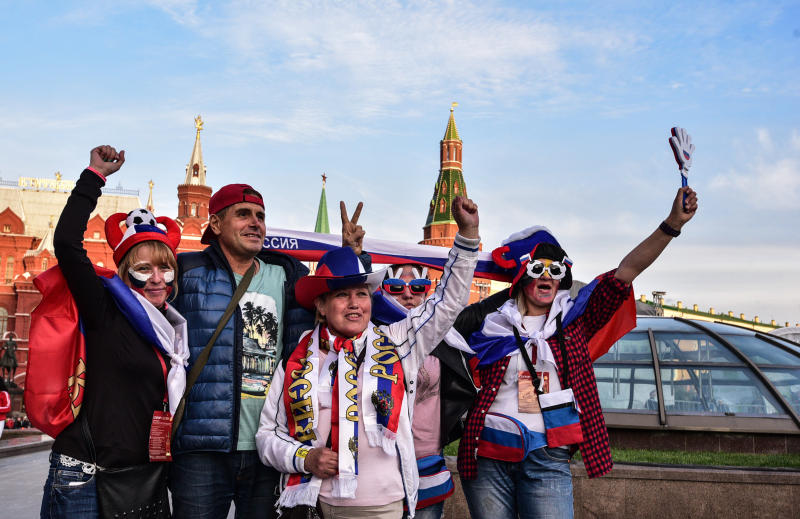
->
xmin=89 ymin=145 xmax=125 ymax=177
xmin=452 ymin=196 xmax=479 ymax=239
xmin=665 ymin=186 xmax=698 ymax=230
xmin=340 ymin=201 xmax=365 ymax=255
xmin=669 ymin=127 xmax=694 ymax=179
xmin=304 ymin=447 xmax=338 ymax=479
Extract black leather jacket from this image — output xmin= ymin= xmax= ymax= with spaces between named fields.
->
xmin=435 ymin=290 xmax=509 ymax=446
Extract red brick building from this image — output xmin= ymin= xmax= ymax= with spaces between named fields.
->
xmin=0 ymin=117 xmax=211 ymax=410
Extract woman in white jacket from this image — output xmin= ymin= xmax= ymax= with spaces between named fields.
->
xmin=256 ymin=197 xmax=479 ymax=518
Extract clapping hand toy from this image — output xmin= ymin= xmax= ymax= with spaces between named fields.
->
xmin=669 ymin=127 xmax=695 ymax=211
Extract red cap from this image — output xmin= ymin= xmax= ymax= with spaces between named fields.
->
xmin=201 ymin=184 xmax=265 ymax=244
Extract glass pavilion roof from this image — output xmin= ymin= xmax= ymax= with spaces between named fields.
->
xmin=594 ymin=317 xmax=800 ymax=434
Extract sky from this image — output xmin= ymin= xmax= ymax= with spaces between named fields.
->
xmin=1 ymin=0 xmax=800 ymax=325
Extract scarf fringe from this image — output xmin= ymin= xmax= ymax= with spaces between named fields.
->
xmin=365 ymin=426 xmax=398 ymax=456
xmin=331 ymin=474 xmax=358 ymax=498
xmin=277 ymin=481 xmax=320 ymax=508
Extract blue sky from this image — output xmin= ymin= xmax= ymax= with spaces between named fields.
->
xmin=2 ymin=0 xmax=800 ymax=324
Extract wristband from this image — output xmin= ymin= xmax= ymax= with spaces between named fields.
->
xmin=659 ymin=221 xmax=681 ymax=238
xmin=296 ymin=446 xmax=310 ymax=460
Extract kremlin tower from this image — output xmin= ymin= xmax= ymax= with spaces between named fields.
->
xmin=421 ymin=104 xmax=488 ymax=302
xmin=420 ymin=103 xmax=467 ymax=248
xmin=176 ymin=115 xmax=212 ymax=250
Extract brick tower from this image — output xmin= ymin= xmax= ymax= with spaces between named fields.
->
xmin=421 ymin=104 xmax=467 ymax=247
xmin=421 ymin=105 xmax=488 ymax=302
xmin=176 ymin=115 xmax=212 ymax=249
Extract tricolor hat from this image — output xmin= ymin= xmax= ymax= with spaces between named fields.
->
xmin=295 ymin=247 xmax=386 ymax=310
xmin=201 ymin=183 xmax=265 ymax=244
xmin=105 ymin=209 xmax=182 ymax=266
xmin=491 ymin=226 xmax=573 ymax=293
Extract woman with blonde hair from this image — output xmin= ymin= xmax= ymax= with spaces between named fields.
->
xmin=40 ymin=145 xmax=188 ymax=518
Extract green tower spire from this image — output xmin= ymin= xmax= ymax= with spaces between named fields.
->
xmin=314 ymin=174 xmax=330 ymax=233
xmin=443 ymin=103 xmax=460 ymax=141
xmin=424 ymin=104 xmax=466 ymax=229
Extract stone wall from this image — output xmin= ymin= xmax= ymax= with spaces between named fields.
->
xmin=444 ymin=457 xmax=800 ymax=518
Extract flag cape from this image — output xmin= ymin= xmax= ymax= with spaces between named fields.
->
xmin=26 ymin=265 xmax=185 ymax=437
xmin=469 ymin=275 xmax=636 ymax=367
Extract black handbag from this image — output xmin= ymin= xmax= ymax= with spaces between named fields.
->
xmin=95 ymin=462 xmax=170 ymax=518
xmin=279 ymin=504 xmax=323 ymax=519
xmin=82 ymin=416 xmax=171 ymax=518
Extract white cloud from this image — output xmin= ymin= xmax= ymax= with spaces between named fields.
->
xmin=710 ymin=129 xmax=800 ymax=210
xmin=791 ymin=129 xmax=800 ymax=151
xmin=756 ymin=127 xmax=773 ymax=151
xmin=130 ymin=0 xmax=644 ymax=140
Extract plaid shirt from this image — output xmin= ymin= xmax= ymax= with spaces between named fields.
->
xmin=458 ymin=270 xmax=630 ymax=479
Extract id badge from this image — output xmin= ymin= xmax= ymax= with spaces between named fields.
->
xmin=149 ymin=410 xmax=173 ymax=462
xmin=518 ymin=371 xmax=549 ymax=414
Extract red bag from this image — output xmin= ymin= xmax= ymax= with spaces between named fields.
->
xmin=24 ymin=266 xmax=102 ymax=437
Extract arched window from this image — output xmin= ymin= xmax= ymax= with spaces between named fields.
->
xmin=5 ymin=257 xmax=14 ymax=283
xmin=191 ymin=203 xmax=198 ymax=217
xmin=439 ymin=199 xmax=446 ymax=213
xmin=454 ymin=181 xmax=459 ymax=194
xmin=42 ymin=257 xmax=48 ymax=270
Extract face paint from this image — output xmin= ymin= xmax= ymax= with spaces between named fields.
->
xmin=127 ymin=262 xmax=175 ymax=288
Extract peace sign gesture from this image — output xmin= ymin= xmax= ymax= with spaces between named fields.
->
xmin=340 ymin=201 xmax=365 ymax=255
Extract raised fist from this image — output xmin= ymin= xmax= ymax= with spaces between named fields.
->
xmin=89 ymin=145 xmax=125 ymax=177
xmin=452 ymin=196 xmax=479 ymax=239
xmin=669 ymin=127 xmax=694 ymax=178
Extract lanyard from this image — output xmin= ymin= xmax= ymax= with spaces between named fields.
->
xmin=151 ymin=345 xmax=169 ymax=408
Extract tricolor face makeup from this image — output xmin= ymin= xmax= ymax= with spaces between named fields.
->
xmin=120 ymin=243 xmax=176 ymax=309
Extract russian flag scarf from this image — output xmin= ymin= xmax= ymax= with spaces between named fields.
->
xmin=100 ymin=271 xmax=189 ymax=414
xmin=281 ymin=324 xmax=406 ymax=507
xmin=469 ymin=293 xmax=572 ymax=369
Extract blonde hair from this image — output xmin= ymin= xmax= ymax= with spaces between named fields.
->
xmin=515 ymin=290 xmax=528 ymax=317
xmin=314 ymin=294 xmax=328 ymax=326
xmin=117 ymin=241 xmax=179 ymax=300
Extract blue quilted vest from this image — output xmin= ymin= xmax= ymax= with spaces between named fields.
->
xmin=172 ymin=242 xmax=312 ymax=453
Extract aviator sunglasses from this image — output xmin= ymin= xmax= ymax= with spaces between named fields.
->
xmin=382 ymin=278 xmax=432 ymax=295
xmin=525 ymin=259 xmax=567 ymax=280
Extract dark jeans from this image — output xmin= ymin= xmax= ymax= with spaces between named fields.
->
xmin=170 ymin=450 xmax=281 ymax=519
xmin=40 ymin=452 xmax=99 ymax=518
xmin=403 ymin=500 xmax=444 ymax=519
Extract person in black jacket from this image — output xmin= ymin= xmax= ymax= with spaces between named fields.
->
xmin=43 ymin=145 xmax=188 ymax=518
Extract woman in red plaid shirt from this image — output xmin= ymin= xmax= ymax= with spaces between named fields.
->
xmin=457 ymin=185 xmax=698 ymax=519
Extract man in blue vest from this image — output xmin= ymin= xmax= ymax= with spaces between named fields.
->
xmin=170 ymin=184 xmax=314 ymax=519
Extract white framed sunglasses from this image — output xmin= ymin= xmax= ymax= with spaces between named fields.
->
xmin=525 ymin=259 xmax=567 ymax=280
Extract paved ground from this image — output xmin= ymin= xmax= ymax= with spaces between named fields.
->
xmin=0 ymin=449 xmax=237 ymax=518
xmin=0 ymin=449 xmax=49 ymax=517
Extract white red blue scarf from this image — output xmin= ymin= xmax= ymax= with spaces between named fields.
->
xmin=281 ymin=324 xmax=406 ymax=507
xmin=101 ymin=272 xmax=189 ymax=413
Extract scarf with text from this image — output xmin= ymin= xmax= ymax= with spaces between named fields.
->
xmin=281 ymin=324 xmax=406 ymax=506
